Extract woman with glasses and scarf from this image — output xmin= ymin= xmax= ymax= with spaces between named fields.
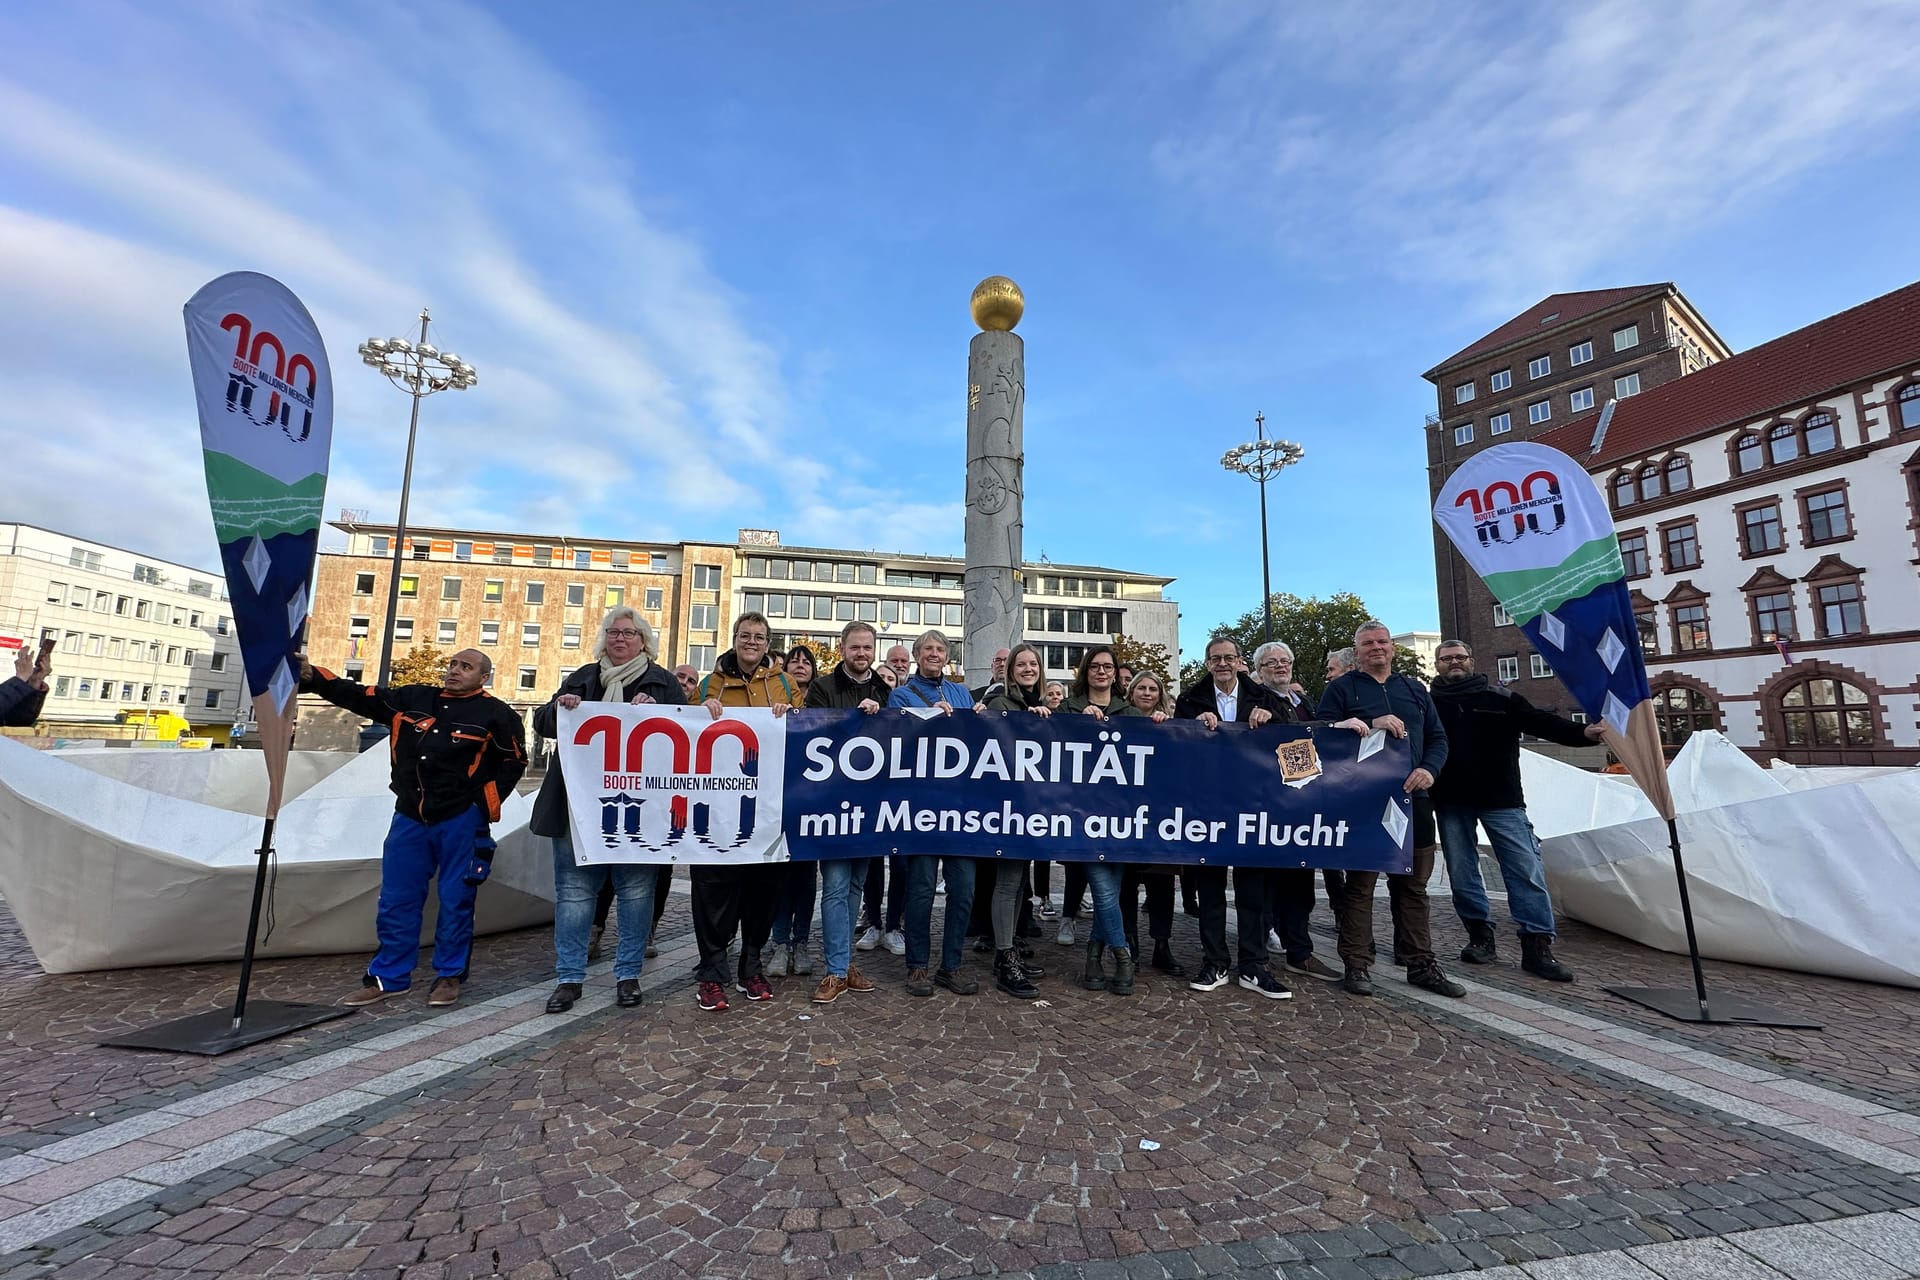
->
xmin=975 ymin=642 xmax=1053 ymax=998
xmin=1057 ymin=646 xmax=1137 ymax=994
xmin=531 ymin=607 xmax=683 ymax=1014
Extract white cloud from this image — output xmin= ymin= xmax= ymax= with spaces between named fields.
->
xmin=1153 ymin=0 xmax=1920 ymax=303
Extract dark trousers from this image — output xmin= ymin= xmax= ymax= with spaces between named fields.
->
xmin=861 ymin=858 xmax=887 ymax=929
xmin=1191 ymin=865 xmax=1271 ymax=973
xmin=1059 ymin=862 xmax=1088 ymax=918
xmin=595 ymin=866 xmax=671 ymax=931
xmin=690 ymin=863 xmax=780 ymax=985
xmin=1033 ymin=860 xmax=1051 ymax=898
xmin=1337 ymin=798 xmax=1438 ymax=974
xmin=1120 ymin=867 xmax=1174 ymax=951
xmin=1272 ymin=868 xmax=1322 ymax=964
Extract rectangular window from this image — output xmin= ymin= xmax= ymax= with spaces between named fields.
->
xmin=1453 ymin=423 xmax=1474 ymax=446
xmin=746 ymin=556 xmax=768 ymax=577
xmin=765 ymin=593 xmax=788 ymax=618
xmin=650 ymin=553 xmax=668 ymax=572
xmin=480 ymin=621 xmax=500 ymax=646
xmin=1496 ymin=656 xmax=1519 ymax=682
xmin=831 ymin=563 xmax=854 ymax=584
xmin=525 ymin=582 xmax=545 ymax=605
xmin=533 ymin=545 xmax=553 ymax=565
xmin=1661 ymin=522 xmax=1700 ymax=571
xmin=563 ymin=624 xmax=582 ymax=648
xmin=1741 ymin=504 xmax=1784 ymax=555
xmin=398 ymin=575 xmax=418 ymax=598
xmin=835 ymin=599 xmax=856 ymax=622
xmin=1067 ymin=608 xmax=1086 ymax=633
xmin=858 ymin=564 xmax=878 ymax=585
xmin=454 ymin=541 xmax=473 ymax=561
xmin=522 ymin=623 xmax=541 ymax=646
xmin=605 ymin=586 xmax=624 ymax=608
xmin=1454 ymin=381 xmax=1475 ymax=405
xmin=483 ymin=579 xmax=504 ymax=602
xmin=1674 ymin=604 xmax=1709 ymax=652
xmin=54 ymin=676 xmax=72 ymax=697
xmin=204 ymin=689 xmax=222 ymax=709
xmin=1615 ymin=371 xmax=1642 ymax=398
xmin=880 ymin=599 xmax=900 ymax=624
xmin=742 ymin=591 xmax=765 ymax=615
xmin=1528 ymin=355 xmax=1551 ymax=379
xmin=492 ymin=545 xmax=515 ymax=564
xmin=131 ymin=561 xmax=160 ymax=583
xmin=857 ymin=599 xmax=878 ymax=622
xmin=791 ymin=561 xmax=814 ymax=582
xmin=688 ymin=643 xmax=715 ymax=670
xmin=77 ymin=678 xmax=93 ymax=698
xmin=787 ymin=595 xmax=808 ymax=620
xmin=610 ymin=550 xmax=630 ymax=569
xmin=394 ymin=617 xmax=414 ymax=642
xmin=115 ymin=595 xmax=130 ymax=616
xmin=441 ymin=577 xmax=461 ymax=601
xmin=693 ymin=564 xmax=721 ymax=591
xmin=1613 ymin=323 xmax=1639 ymax=351
xmin=518 ymin=666 xmax=539 ymax=691
xmin=437 ymin=620 xmax=457 ymax=645
xmin=645 ymin=588 xmax=663 ymax=611
xmin=1569 ymin=340 xmax=1593 ymax=366
xmin=1490 ymin=368 xmax=1512 ymax=392
xmin=182 ymin=648 xmax=196 ymax=667
xmin=120 ymin=682 xmax=134 ymax=699
xmin=1570 ymin=386 xmax=1595 ymax=413
xmin=1619 ymin=533 xmax=1650 ymax=578
xmin=135 ymin=600 xmax=150 ymax=620
xmin=1493 ymin=602 xmax=1513 ymax=627
xmin=690 ymin=604 xmax=718 ymax=630
xmin=91 ymin=590 xmax=110 ymax=612
xmin=108 ymin=638 xmax=124 ymax=658
xmin=566 ymin=583 xmax=586 ymax=607
xmin=944 ymin=603 xmax=964 ymax=628
xmin=349 ymin=615 xmax=371 ymax=638
xmin=371 ymin=536 xmax=390 ymax=555
xmin=1528 ymin=400 xmax=1551 ymax=424
xmin=1803 ymin=489 xmax=1850 ymax=543
xmin=1636 ymin=611 xmax=1658 ymax=657
xmin=1530 ymin=653 xmax=1552 ymax=678
xmin=166 ymin=645 xmax=180 ymax=664
xmin=575 ymin=548 xmax=593 ymax=569
xmin=901 ymin=601 xmax=921 ymax=626
xmin=211 ymin=653 xmax=227 ymax=672
xmin=1816 ymin=583 xmax=1864 ymax=637
xmin=1484 ymin=411 xmax=1510 ymax=437
xmin=86 ymin=634 xmax=103 ymax=656
xmin=1752 ymin=590 xmax=1796 ymax=643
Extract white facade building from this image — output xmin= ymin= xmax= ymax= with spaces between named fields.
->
xmin=0 ymin=524 xmax=246 ymax=737
xmin=1536 ymin=280 xmax=1920 ymax=765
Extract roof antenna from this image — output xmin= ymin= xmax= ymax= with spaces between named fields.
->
xmin=1587 ymin=398 xmax=1618 ymax=456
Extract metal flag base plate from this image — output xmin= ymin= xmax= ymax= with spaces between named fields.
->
xmin=101 ymin=1000 xmax=354 ymax=1056
xmin=1606 ymin=986 xmax=1822 ymax=1030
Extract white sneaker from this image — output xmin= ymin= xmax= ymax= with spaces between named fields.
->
xmin=1055 ymin=920 xmax=1075 ymax=946
xmin=765 ymin=942 xmax=791 ymax=975
xmin=1266 ymin=928 xmax=1284 ymax=952
xmin=883 ymin=929 xmax=907 ymax=956
xmin=855 ymin=926 xmax=882 ymax=952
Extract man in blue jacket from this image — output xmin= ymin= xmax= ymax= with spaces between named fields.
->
xmin=887 ymin=629 xmax=979 ymax=998
xmin=1317 ymin=621 xmax=1465 ymax=999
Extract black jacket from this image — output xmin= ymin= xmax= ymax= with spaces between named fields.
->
xmin=1317 ymin=670 xmax=1448 ymax=785
xmin=0 ymin=676 xmax=47 ymax=728
xmin=529 ymin=660 xmax=685 ymax=837
xmin=1428 ymin=674 xmax=1592 ymax=810
xmin=301 ymin=666 xmax=526 ymax=824
xmin=1174 ymin=672 xmax=1282 ymax=723
xmin=804 ymin=663 xmax=890 ymax=711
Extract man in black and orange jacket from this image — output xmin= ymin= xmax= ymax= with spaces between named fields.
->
xmin=299 ymin=648 xmax=526 ymax=1008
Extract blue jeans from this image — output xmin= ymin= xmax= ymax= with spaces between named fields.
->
xmin=904 ymin=855 xmax=976 ymax=972
xmin=1083 ymin=862 xmax=1128 ymax=950
xmin=552 ymin=833 xmax=657 ymax=983
xmin=818 ymin=858 xmax=870 ymax=978
xmin=370 ymin=806 xmax=484 ymax=989
xmin=1436 ymin=806 xmax=1558 ymax=937
xmin=771 ymin=862 xmax=817 ymax=946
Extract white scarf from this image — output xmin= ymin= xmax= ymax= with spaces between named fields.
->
xmin=598 ymin=653 xmax=652 ymax=704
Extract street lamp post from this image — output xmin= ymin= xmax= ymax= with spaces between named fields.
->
xmin=1220 ymin=411 xmax=1305 ymax=644
xmin=356 ymin=311 xmax=477 ymax=687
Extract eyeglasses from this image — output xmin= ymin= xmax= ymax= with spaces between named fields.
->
xmin=1206 ymin=654 xmax=1236 ymax=664
xmin=605 ymin=629 xmax=643 ymax=639
xmin=1088 ymin=662 xmax=1115 ymax=672
xmin=1437 ymin=654 xmax=1471 ymax=664
xmin=1257 ymin=659 xmax=1286 ymax=669
xmin=737 ymin=634 xmax=769 ymax=645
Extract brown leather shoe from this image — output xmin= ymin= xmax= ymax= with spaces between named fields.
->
xmin=845 ymin=965 xmax=876 ymax=993
xmin=426 ymin=977 xmax=461 ymax=1007
xmin=341 ymin=981 xmax=399 ymax=1007
xmin=812 ymin=975 xmax=848 ymax=1004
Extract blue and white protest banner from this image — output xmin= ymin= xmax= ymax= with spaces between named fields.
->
xmin=555 ymin=704 xmax=1416 ymax=871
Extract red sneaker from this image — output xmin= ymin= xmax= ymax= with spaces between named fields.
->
xmin=737 ymin=973 xmax=773 ymax=1002
xmin=696 ymin=981 xmax=729 ymax=1012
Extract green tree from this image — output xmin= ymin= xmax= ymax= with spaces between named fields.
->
xmin=389 ymin=645 xmax=449 ymax=688
xmin=1109 ymin=633 xmax=1174 ymax=684
xmin=1178 ymin=592 xmax=1424 ymax=696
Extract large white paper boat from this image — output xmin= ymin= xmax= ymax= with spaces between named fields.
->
xmin=0 ymin=739 xmax=553 ymax=974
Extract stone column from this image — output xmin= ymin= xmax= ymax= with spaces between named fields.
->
xmin=963 ymin=276 xmax=1025 ymax=689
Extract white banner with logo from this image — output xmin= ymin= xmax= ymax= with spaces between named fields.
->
xmin=557 ymin=704 xmax=789 ymax=866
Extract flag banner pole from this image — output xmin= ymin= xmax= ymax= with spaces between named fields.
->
xmin=1434 ymin=443 xmax=1818 ymax=1031
xmin=105 ymin=272 xmax=353 ymax=1056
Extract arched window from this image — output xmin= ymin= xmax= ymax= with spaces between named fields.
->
xmin=1638 ymin=462 xmax=1662 ymax=501
xmin=1900 ymin=384 xmax=1920 ymax=430
xmin=1803 ymin=411 xmax=1837 ymax=456
xmin=1734 ymin=433 xmax=1764 ymax=473
xmin=1777 ymin=676 xmax=1875 ymax=748
xmin=1768 ymin=421 xmax=1799 ymax=465
xmin=1653 ymin=685 xmax=1718 ymax=748
xmin=1665 ymin=455 xmax=1692 ymax=492
xmin=1612 ymin=471 xmax=1635 ymax=507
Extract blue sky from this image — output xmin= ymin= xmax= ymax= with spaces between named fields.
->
xmin=5 ymin=1 xmax=1919 ymax=656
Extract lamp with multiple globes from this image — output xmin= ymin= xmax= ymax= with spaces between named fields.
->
xmin=1220 ymin=412 xmax=1306 ymax=644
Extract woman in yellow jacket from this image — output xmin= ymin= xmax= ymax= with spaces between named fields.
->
xmin=689 ymin=611 xmax=802 ymax=1012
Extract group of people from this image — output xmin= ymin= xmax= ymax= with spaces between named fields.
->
xmin=299 ymin=605 xmax=1599 ymax=1016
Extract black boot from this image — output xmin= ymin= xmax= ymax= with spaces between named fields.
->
xmin=1108 ymin=946 xmax=1136 ymax=996
xmin=1016 ymin=946 xmax=1045 ymax=978
xmin=1081 ymin=940 xmax=1109 ymax=991
xmin=1151 ymin=939 xmax=1184 ymax=976
xmin=1460 ymin=922 xmax=1498 ymax=965
xmin=995 ymin=949 xmax=1039 ymax=999
xmin=1521 ymin=934 xmax=1575 ymax=982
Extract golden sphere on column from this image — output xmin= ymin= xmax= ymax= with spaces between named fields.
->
xmin=969 ymin=276 xmax=1025 ymax=332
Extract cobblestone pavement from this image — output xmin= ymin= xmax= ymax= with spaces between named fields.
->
xmin=0 ymin=877 xmax=1915 ymax=1279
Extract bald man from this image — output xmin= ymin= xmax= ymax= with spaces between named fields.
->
xmin=298 ymin=647 xmax=526 ymax=1007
